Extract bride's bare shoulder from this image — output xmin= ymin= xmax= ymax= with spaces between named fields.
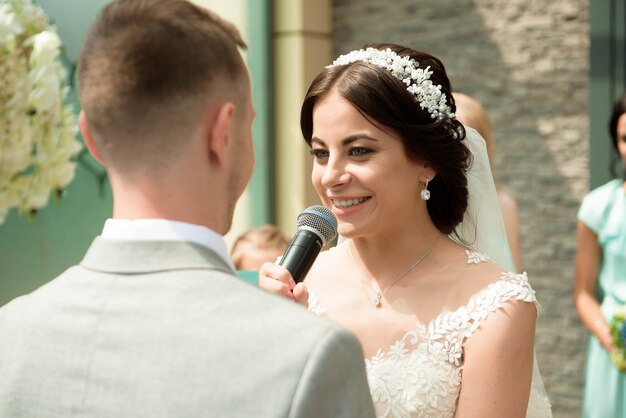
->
xmin=438 ymin=247 xmax=514 ymax=295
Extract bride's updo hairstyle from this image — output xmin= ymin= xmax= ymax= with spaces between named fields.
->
xmin=301 ymin=43 xmax=472 ymax=235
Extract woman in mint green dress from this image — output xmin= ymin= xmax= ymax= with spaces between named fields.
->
xmin=575 ymin=93 xmax=626 ymax=418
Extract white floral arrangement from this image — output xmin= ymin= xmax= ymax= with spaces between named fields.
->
xmin=327 ymin=47 xmax=454 ymax=121
xmin=0 ymin=0 xmax=81 ymax=224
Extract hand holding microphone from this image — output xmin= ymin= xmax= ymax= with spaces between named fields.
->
xmin=258 ymin=205 xmax=337 ymax=305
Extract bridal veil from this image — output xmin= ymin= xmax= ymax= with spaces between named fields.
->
xmin=459 ymin=126 xmax=552 ymax=418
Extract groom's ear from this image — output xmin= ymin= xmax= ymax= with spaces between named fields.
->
xmin=79 ymin=111 xmax=104 ymax=165
xmin=205 ymin=101 xmax=236 ymax=167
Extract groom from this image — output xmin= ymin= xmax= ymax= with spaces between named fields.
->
xmin=0 ymin=0 xmax=375 ymax=417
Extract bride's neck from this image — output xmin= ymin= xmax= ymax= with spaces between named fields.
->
xmin=349 ymin=223 xmax=443 ymax=276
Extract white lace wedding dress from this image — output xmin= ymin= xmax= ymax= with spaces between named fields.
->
xmin=308 ymin=251 xmax=553 ymax=418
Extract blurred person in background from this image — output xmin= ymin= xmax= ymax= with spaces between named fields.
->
xmin=574 ymin=93 xmax=626 ymax=418
xmin=231 ymin=224 xmax=290 ymax=271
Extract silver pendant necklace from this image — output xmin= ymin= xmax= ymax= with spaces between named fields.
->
xmin=348 ymin=234 xmax=442 ymax=307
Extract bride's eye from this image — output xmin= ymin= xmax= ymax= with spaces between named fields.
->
xmin=350 ymin=147 xmax=373 ymax=157
xmin=310 ymin=148 xmax=329 ymax=160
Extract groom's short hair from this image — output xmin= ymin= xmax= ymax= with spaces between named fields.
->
xmin=77 ymin=0 xmax=247 ymax=170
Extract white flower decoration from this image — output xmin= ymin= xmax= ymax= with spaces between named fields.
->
xmin=0 ymin=0 xmax=81 ymax=224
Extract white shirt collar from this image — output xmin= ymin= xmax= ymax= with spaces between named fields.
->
xmin=101 ymin=218 xmax=235 ymax=272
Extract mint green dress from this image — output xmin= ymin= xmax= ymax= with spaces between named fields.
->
xmin=578 ymin=179 xmax=626 ymax=418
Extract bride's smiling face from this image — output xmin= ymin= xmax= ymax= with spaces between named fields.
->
xmin=310 ymin=91 xmax=432 ymax=238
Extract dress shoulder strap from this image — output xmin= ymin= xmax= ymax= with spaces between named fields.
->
xmin=463 ymin=272 xmax=539 ymax=338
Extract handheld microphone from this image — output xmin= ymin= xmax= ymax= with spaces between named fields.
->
xmin=278 ymin=205 xmax=337 ymax=283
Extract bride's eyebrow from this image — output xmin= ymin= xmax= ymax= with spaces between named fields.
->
xmin=311 ymin=134 xmax=379 ymax=147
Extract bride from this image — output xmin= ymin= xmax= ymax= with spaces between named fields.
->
xmin=260 ymin=44 xmax=552 ymax=418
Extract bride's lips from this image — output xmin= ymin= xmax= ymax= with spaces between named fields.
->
xmin=329 ymin=196 xmax=371 ymax=215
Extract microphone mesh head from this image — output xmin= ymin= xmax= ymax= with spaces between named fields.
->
xmin=297 ymin=205 xmax=337 ymax=245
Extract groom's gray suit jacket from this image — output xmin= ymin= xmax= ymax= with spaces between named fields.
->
xmin=0 ymin=238 xmax=375 ymax=418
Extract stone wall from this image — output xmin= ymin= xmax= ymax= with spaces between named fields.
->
xmin=332 ymin=0 xmax=590 ymax=416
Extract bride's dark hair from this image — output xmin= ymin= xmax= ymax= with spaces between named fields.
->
xmin=300 ymin=43 xmax=472 ymax=235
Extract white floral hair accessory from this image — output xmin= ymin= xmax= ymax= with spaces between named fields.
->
xmin=327 ymin=47 xmax=454 ymax=122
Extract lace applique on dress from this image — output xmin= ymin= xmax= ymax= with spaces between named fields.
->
xmin=363 ymin=272 xmax=537 ymax=418
xmin=307 ymin=289 xmax=326 ymax=316
xmin=308 ymin=255 xmax=546 ymax=418
xmin=465 ymin=250 xmax=494 ymax=264
xmin=366 ymin=326 xmax=462 ymax=418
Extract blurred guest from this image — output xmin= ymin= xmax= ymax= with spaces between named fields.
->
xmin=232 ymin=224 xmax=290 ymax=271
xmin=574 ymin=93 xmax=626 ymax=418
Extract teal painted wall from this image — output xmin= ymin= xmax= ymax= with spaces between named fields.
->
xmin=589 ymin=0 xmax=626 ymax=189
xmin=247 ymin=0 xmax=274 ymax=225
xmin=0 ymin=0 xmax=112 ymax=306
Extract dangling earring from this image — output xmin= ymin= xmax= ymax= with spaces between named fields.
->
xmin=421 ymin=178 xmax=431 ymax=201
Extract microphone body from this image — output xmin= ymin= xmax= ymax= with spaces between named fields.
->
xmin=278 ymin=227 xmax=324 ymax=283
xmin=278 ymin=205 xmax=337 ymax=283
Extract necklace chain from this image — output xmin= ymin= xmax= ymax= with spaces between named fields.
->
xmin=348 ymin=234 xmax=442 ymax=307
